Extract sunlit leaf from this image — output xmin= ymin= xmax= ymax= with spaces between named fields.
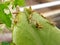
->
xmin=0 ymin=4 xmax=12 ymax=27
xmin=14 ymin=0 xmax=25 ymax=6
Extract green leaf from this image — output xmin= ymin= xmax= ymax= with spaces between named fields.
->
xmin=0 ymin=4 xmax=12 ymax=27
xmin=14 ymin=0 xmax=25 ymax=6
xmin=1 ymin=42 xmax=14 ymax=45
xmin=4 ymin=1 xmax=10 ymax=6
xmin=0 ymin=4 xmax=8 ymax=9
xmin=8 ymin=12 xmax=12 ymax=19
xmin=2 ymin=42 xmax=10 ymax=45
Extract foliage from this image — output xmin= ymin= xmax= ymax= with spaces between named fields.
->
xmin=0 ymin=0 xmax=25 ymax=44
xmin=0 ymin=4 xmax=11 ymax=27
xmin=14 ymin=0 xmax=25 ymax=6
